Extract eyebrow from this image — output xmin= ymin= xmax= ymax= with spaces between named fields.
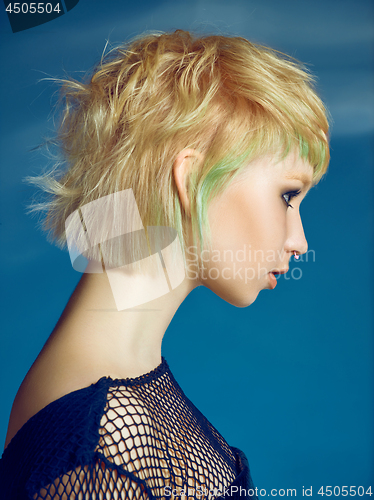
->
xmin=284 ymin=172 xmax=313 ymax=187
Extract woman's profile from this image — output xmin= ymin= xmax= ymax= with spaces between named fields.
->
xmin=0 ymin=30 xmax=329 ymax=499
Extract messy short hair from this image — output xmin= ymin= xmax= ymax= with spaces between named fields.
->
xmin=29 ymin=29 xmax=330 ymax=267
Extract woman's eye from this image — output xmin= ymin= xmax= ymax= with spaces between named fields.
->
xmin=282 ymin=190 xmax=301 ymax=209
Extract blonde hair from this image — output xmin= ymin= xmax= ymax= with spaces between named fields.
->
xmin=29 ymin=29 xmax=330 ymax=267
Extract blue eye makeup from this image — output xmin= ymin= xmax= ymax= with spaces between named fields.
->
xmin=282 ymin=190 xmax=301 ymax=209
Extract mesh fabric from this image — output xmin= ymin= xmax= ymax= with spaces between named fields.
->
xmin=1 ymin=358 xmax=254 ymax=500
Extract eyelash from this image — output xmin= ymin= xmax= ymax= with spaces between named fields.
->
xmin=282 ymin=190 xmax=301 ymax=209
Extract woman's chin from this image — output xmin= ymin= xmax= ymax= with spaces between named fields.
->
xmin=228 ymin=293 xmax=259 ymax=308
xmin=204 ymin=281 xmax=260 ymax=308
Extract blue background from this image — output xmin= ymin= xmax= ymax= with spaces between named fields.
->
xmin=0 ymin=0 xmax=373 ymax=495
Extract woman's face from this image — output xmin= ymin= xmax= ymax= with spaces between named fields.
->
xmin=192 ymin=152 xmax=313 ymax=307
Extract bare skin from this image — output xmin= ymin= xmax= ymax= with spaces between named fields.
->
xmin=4 ymin=271 xmax=196 ymax=449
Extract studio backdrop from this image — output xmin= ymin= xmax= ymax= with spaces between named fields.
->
xmin=0 ymin=0 xmax=373 ymax=495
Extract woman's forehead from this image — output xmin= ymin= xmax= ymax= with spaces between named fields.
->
xmin=235 ymin=151 xmax=314 ymax=186
xmin=280 ymin=153 xmax=314 ymax=187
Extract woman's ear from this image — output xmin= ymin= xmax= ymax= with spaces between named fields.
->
xmin=173 ymin=149 xmax=204 ymax=217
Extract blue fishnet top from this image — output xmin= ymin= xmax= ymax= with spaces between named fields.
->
xmin=0 ymin=358 xmax=256 ymax=499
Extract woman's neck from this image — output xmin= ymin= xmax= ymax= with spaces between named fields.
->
xmin=46 ymin=269 xmax=197 ymax=379
xmin=5 ymin=267 xmax=199 ymax=450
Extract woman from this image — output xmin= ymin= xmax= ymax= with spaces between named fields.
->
xmin=0 ymin=30 xmax=329 ymax=499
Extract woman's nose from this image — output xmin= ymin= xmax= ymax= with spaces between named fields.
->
xmin=285 ymin=210 xmax=308 ymax=256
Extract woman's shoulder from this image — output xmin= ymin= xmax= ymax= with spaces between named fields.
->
xmin=0 ymin=357 xmax=170 ymax=494
xmin=4 ymin=348 xmax=107 ymax=449
xmin=3 ymin=365 xmax=109 ymax=451
xmin=0 ymin=369 xmax=145 ymax=499
xmin=3 ymin=349 xmax=169 ymax=450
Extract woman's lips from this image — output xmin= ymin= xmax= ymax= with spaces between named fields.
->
xmin=268 ymin=269 xmax=288 ymax=289
xmin=268 ymin=272 xmax=277 ymax=289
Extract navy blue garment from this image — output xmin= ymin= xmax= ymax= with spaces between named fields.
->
xmin=0 ymin=358 xmax=256 ymax=499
